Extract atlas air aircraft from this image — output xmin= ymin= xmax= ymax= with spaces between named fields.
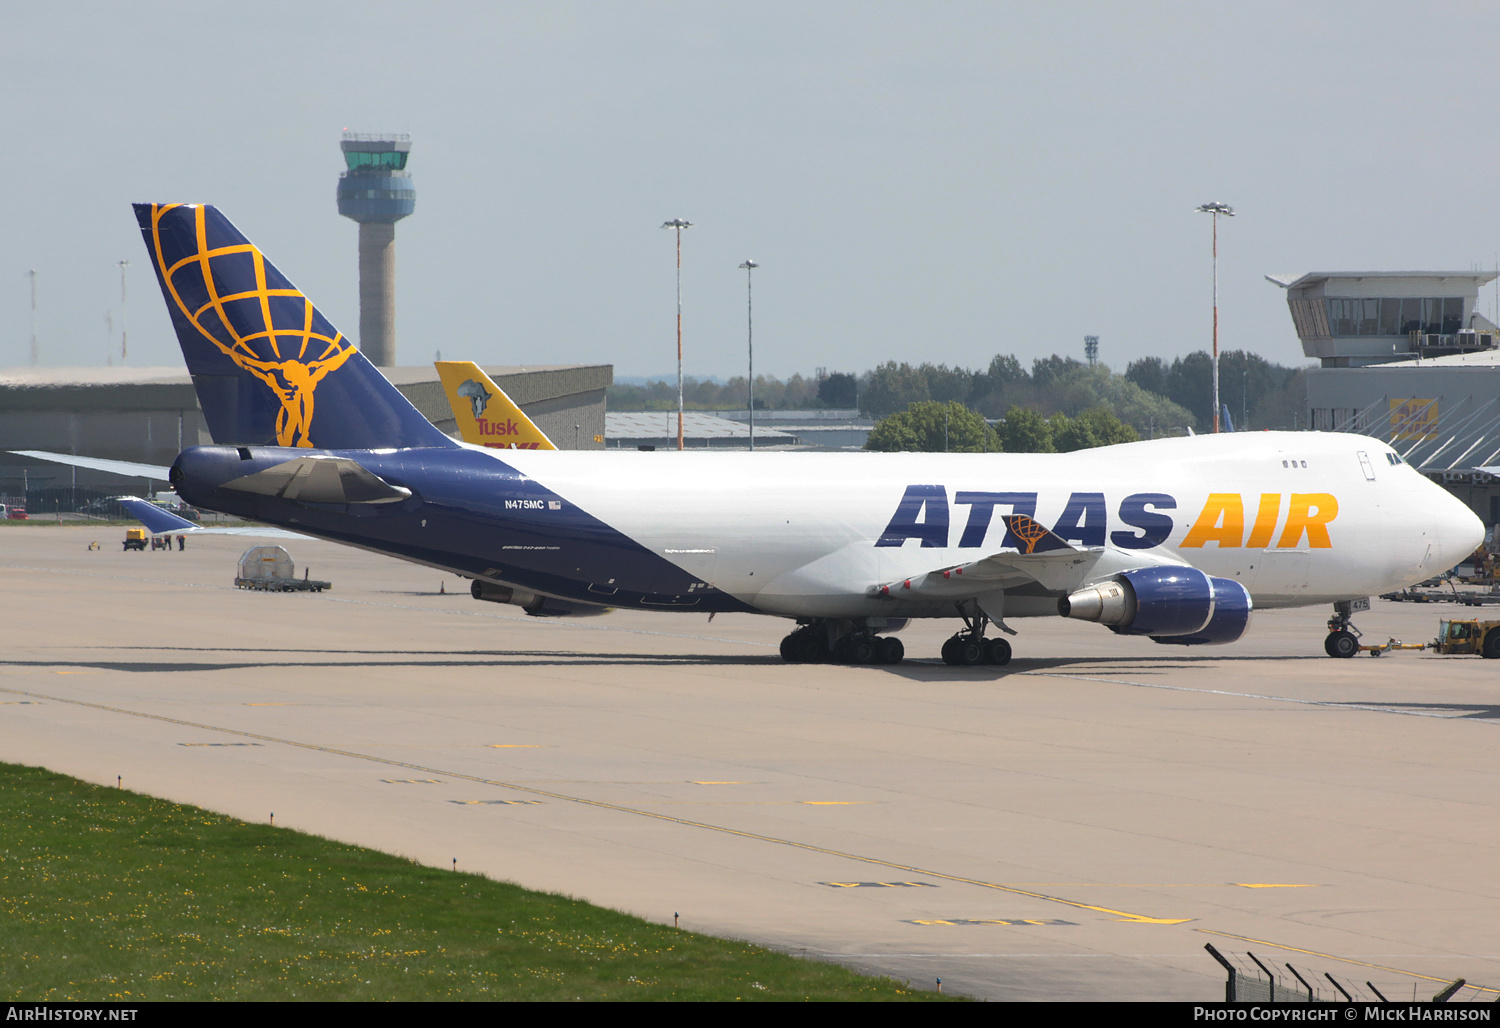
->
xmin=128 ymin=202 xmax=1484 ymax=666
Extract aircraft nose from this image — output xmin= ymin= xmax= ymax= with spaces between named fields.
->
xmin=1437 ymin=489 xmax=1485 ymax=567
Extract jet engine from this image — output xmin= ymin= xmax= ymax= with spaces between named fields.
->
xmin=470 ymin=580 xmax=611 ymax=617
xmin=1057 ymin=566 xmax=1252 ymax=645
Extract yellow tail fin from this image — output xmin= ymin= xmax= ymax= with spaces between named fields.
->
xmin=435 ymin=362 xmax=557 ymax=450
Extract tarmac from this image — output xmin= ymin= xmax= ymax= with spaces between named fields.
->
xmin=4 ymin=524 xmax=1500 ymax=1002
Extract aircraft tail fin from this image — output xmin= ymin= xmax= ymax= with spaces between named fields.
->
xmin=133 ymin=203 xmax=454 ymax=451
xmin=435 ymin=361 xmax=557 ymax=450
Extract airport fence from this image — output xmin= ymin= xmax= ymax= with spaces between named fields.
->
xmin=1204 ymin=944 xmax=1485 ymax=1003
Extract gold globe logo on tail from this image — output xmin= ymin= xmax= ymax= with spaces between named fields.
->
xmin=148 ymin=204 xmax=357 ymax=447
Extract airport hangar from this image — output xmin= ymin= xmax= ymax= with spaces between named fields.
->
xmin=0 ymin=363 xmax=611 ymax=503
xmin=1270 ymin=270 xmax=1500 ymax=531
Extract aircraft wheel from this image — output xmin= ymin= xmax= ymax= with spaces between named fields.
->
xmin=781 ymin=630 xmax=822 ymax=664
xmin=842 ymin=635 xmax=877 ymax=665
xmin=1483 ymin=631 xmax=1500 ymax=660
xmin=1326 ymin=630 xmax=1359 ymax=659
xmin=940 ymin=637 xmax=960 ymax=665
xmin=878 ymin=636 xmax=904 ymax=665
xmin=985 ymin=638 xmax=1012 ymax=666
xmin=779 ymin=634 xmax=802 ymax=663
xmin=942 ymin=635 xmax=984 ymax=666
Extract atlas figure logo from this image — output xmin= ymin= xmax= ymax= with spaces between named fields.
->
xmin=878 ymin=486 xmax=1339 ymax=550
xmin=144 ymin=203 xmax=356 ymax=448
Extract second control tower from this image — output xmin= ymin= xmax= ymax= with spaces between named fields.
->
xmin=336 ymin=133 xmax=414 ymax=367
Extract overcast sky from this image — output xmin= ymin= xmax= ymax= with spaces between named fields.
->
xmin=4 ymin=1 xmax=1499 ymax=380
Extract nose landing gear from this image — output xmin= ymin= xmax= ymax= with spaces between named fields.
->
xmin=1324 ymin=597 xmax=1369 ymax=658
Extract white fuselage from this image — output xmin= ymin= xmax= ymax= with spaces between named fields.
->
xmin=483 ymin=431 xmax=1483 ymax=620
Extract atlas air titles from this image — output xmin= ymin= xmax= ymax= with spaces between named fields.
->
xmin=878 ymin=486 xmax=1339 ymax=551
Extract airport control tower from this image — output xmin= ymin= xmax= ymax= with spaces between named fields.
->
xmin=336 ymin=133 xmax=414 ymax=367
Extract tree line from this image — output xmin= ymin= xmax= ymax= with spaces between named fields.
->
xmin=607 ymin=350 xmax=1310 ymax=450
xmin=863 ymin=401 xmax=1142 ymax=454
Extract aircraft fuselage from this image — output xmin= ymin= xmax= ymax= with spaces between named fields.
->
xmin=170 ymin=430 xmax=1481 ymax=622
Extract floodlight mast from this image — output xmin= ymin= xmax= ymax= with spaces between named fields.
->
xmin=662 ymin=219 xmax=693 ymax=451
xmin=117 ymin=260 xmax=131 ymax=364
xmin=27 ymin=269 xmax=37 ymax=366
xmin=1195 ymin=202 xmax=1235 ymax=433
xmin=740 ymin=260 xmax=759 ymax=450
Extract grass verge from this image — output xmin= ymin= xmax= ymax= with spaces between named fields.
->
xmin=0 ymin=763 xmax=948 ymax=1001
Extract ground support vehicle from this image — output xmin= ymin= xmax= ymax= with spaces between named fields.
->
xmin=233 ymin=545 xmax=331 ymax=593
xmin=1429 ymin=618 xmax=1500 ymax=658
xmin=1382 ymin=584 xmax=1500 ymax=605
xmin=122 ymin=528 xmax=147 ymax=551
xmin=1335 ymin=618 xmax=1500 ymax=658
xmin=233 ymin=574 xmax=331 ymax=593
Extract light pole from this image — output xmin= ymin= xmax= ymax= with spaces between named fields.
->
xmin=117 ymin=259 xmax=130 ymax=364
xmin=661 ymin=219 xmax=693 ymax=450
xmin=1195 ymin=202 xmax=1234 ymax=433
xmin=739 ymin=260 xmax=758 ymax=450
xmin=27 ymin=269 xmax=37 ymax=366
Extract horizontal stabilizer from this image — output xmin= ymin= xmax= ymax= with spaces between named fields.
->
xmin=219 ymin=456 xmax=412 ymax=505
xmin=10 ymin=450 xmax=171 ymax=482
xmin=118 ymin=498 xmax=197 ymax=534
xmin=117 ymin=497 xmax=308 ymax=539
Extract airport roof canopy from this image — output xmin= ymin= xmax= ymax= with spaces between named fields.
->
xmin=1266 ymin=271 xmax=1499 ymax=289
xmin=606 ymin=411 xmax=797 ymax=442
xmin=1383 ymin=348 xmax=1500 ymax=368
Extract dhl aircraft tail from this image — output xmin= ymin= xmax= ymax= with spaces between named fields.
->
xmin=435 ymin=361 xmax=557 ymax=450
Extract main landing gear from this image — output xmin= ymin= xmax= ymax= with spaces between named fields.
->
xmin=1324 ymin=598 xmax=1370 ymax=658
xmin=941 ymin=606 xmax=1011 ymax=667
xmin=779 ymin=620 xmax=905 ymax=665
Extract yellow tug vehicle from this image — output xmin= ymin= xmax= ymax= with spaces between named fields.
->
xmin=1357 ymin=618 xmax=1500 ymax=658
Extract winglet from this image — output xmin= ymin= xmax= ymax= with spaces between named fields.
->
xmin=1001 ymin=514 xmax=1077 ymax=554
xmin=435 ymin=361 xmax=556 ymax=449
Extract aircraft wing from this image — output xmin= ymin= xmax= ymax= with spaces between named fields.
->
xmin=10 ymin=450 xmax=172 ymax=481
xmin=117 ymin=497 xmax=308 ymax=540
xmin=870 ymin=515 xmax=1106 ymax=599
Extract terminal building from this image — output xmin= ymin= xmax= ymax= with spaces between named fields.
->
xmin=1267 ymin=271 xmax=1499 ymax=368
xmin=1269 ymin=271 xmax=1500 ymax=526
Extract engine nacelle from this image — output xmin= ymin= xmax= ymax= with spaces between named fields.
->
xmin=470 ymin=580 xmax=611 ymax=618
xmin=1059 ymin=566 xmax=1252 ymax=645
